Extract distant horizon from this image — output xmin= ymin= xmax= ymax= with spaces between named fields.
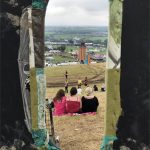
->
xmin=45 ymin=25 xmax=108 ymax=27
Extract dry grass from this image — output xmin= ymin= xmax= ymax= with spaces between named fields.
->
xmin=45 ymin=63 xmax=106 ymax=150
xmin=46 ymin=89 xmax=106 ymax=150
xmin=45 ymin=63 xmax=105 ymax=87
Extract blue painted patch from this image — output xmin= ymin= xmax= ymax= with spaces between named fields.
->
xmin=32 ymin=129 xmax=47 ymax=147
xmin=100 ymin=135 xmax=117 ymax=150
xmin=32 ymin=0 xmax=49 ymax=9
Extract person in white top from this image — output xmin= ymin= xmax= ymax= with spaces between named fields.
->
xmin=77 ymin=85 xmax=82 ymax=95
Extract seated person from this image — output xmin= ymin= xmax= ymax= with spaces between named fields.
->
xmin=81 ymin=87 xmax=99 ymax=113
xmin=77 ymin=85 xmax=82 ymax=95
xmin=93 ymin=84 xmax=98 ymax=91
xmin=66 ymin=87 xmax=81 ymax=113
xmin=101 ymin=84 xmax=106 ymax=92
xmin=52 ymin=89 xmax=67 ymax=116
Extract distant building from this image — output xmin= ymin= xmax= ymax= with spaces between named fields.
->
xmin=90 ymin=54 xmax=106 ymax=62
xmin=85 ymin=43 xmax=93 ymax=46
xmin=85 ymin=53 xmax=91 ymax=65
xmin=78 ymin=42 xmax=86 ymax=64
xmin=78 ymin=42 xmax=91 ymax=64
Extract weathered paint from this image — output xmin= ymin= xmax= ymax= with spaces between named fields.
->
xmin=36 ymin=68 xmax=46 ymax=129
xmin=32 ymin=9 xmax=45 ymax=68
xmin=30 ymin=68 xmax=38 ymax=129
xmin=28 ymin=8 xmax=35 ymax=68
xmin=32 ymin=0 xmax=49 ymax=9
xmin=101 ymin=0 xmax=123 ymax=149
xmin=105 ymin=69 xmax=121 ymax=136
xmin=18 ymin=8 xmax=32 ymax=132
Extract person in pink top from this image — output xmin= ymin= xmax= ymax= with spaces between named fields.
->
xmin=66 ymin=87 xmax=81 ymax=113
xmin=53 ymin=89 xmax=67 ymax=116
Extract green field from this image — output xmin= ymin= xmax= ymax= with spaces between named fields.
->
xmin=45 ymin=26 xmax=108 ymax=44
xmin=45 ymin=33 xmax=107 ymax=41
xmin=65 ymin=46 xmax=79 ymax=52
xmin=52 ymin=55 xmax=76 ymax=64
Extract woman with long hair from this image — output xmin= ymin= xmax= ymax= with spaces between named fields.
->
xmin=53 ymin=89 xmax=66 ymax=116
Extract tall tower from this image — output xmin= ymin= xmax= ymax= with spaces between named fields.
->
xmin=79 ymin=42 xmax=86 ymax=64
xmin=85 ymin=52 xmax=91 ymax=65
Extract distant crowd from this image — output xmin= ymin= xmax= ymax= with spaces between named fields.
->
xmin=64 ymin=70 xmax=106 ymax=94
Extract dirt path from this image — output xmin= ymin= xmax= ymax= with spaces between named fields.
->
xmin=45 ymin=63 xmax=105 ymax=87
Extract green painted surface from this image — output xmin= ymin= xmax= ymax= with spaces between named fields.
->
xmin=30 ymin=68 xmax=38 ymax=129
xmin=100 ymin=135 xmax=117 ymax=150
xmin=30 ymin=1 xmax=61 ymax=149
xmin=36 ymin=68 xmax=46 ymax=129
xmin=30 ymin=68 xmax=46 ymax=129
xmin=110 ymin=0 xmax=123 ymax=45
xmin=32 ymin=129 xmax=60 ymax=150
xmin=105 ymin=69 xmax=121 ymax=135
xmin=32 ymin=0 xmax=48 ymax=9
xmin=32 ymin=129 xmax=47 ymax=147
xmin=103 ymin=0 xmax=123 ymax=141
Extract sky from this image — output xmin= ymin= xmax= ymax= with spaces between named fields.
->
xmin=45 ymin=0 xmax=108 ymax=26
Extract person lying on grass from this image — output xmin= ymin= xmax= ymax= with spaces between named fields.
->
xmin=81 ymin=87 xmax=99 ymax=113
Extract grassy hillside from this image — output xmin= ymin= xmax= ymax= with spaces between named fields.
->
xmin=46 ymin=90 xmax=106 ymax=150
xmin=45 ymin=62 xmax=106 ymax=150
xmin=45 ymin=63 xmax=106 ymax=87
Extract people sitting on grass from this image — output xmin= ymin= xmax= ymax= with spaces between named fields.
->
xmin=81 ymin=87 xmax=99 ymax=113
xmin=66 ymin=87 xmax=81 ymax=113
xmin=52 ymin=89 xmax=67 ymax=116
xmin=93 ymin=84 xmax=98 ymax=91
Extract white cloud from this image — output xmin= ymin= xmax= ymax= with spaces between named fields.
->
xmin=45 ymin=0 xmax=108 ymax=26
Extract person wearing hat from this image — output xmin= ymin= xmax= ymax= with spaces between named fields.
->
xmin=81 ymin=87 xmax=99 ymax=113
